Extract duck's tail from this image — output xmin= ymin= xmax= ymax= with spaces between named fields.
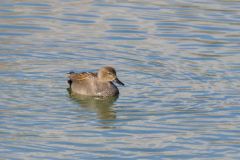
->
xmin=66 ymin=71 xmax=75 ymax=77
xmin=66 ymin=71 xmax=75 ymax=87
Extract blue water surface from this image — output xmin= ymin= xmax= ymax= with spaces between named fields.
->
xmin=0 ymin=0 xmax=240 ymax=159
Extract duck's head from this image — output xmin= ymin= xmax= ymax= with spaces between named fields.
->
xmin=98 ymin=66 xmax=124 ymax=86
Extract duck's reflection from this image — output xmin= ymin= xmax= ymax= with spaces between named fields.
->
xmin=68 ymin=89 xmax=118 ymax=121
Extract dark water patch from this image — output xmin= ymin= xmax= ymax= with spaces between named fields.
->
xmin=0 ymin=32 xmax=31 ymax=36
xmin=57 ymin=18 xmax=95 ymax=24
xmin=64 ymin=13 xmax=100 ymax=18
xmin=105 ymin=36 xmax=146 ymax=41
xmin=106 ymin=29 xmax=146 ymax=34
xmin=14 ymin=2 xmax=51 ymax=7
xmin=0 ymin=24 xmax=49 ymax=30
xmin=0 ymin=15 xmax=55 ymax=19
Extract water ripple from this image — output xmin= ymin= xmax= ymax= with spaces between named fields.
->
xmin=0 ymin=0 xmax=240 ymax=159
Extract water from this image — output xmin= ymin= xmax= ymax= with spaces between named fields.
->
xmin=0 ymin=0 xmax=240 ymax=159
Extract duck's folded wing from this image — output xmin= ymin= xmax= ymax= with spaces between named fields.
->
xmin=67 ymin=72 xmax=96 ymax=81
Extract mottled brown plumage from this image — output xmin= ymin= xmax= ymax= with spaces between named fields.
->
xmin=68 ymin=72 xmax=97 ymax=81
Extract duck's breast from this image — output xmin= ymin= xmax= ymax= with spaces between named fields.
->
xmin=96 ymin=82 xmax=119 ymax=96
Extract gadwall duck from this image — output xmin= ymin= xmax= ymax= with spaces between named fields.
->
xmin=67 ymin=66 xmax=124 ymax=97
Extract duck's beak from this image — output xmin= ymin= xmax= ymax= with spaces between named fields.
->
xmin=114 ymin=78 xmax=124 ymax=86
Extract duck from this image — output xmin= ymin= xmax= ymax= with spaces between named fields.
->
xmin=67 ymin=66 xmax=124 ymax=97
